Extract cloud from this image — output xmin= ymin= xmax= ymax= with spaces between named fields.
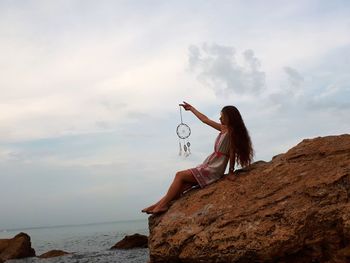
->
xmin=188 ymin=43 xmax=266 ymax=97
xmin=284 ymin=66 xmax=304 ymax=92
xmin=265 ymin=66 xmax=305 ymax=110
xmin=265 ymin=42 xmax=350 ymax=113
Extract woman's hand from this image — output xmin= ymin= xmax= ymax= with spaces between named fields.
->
xmin=179 ymin=101 xmax=193 ymax=111
xmin=226 ymin=172 xmax=237 ymax=181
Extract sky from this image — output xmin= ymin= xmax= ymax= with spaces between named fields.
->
xmin=0 ymin=0 xmax=349 ymax=230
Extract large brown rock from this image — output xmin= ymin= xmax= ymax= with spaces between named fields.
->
xmin=0 ymin=232 xmax=36 ymax=261
xmin=111 ymin=233 xmax=148 ymax=249
xmin=148 ymin=134 xmax=350 ymax=263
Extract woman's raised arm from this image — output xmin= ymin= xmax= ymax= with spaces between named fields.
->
xmin=179 ymin=101 xmax=224 ymax=132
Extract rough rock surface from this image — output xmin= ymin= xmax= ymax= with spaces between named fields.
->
xmin=110 ymin=233 xmax=148 ymax=249
xmin=148 ymin=134 xmax=350 ymax=263
xmin=38 ymin=250 xmax=71 ymax=258
xmin=0 ymin=232 xmax=36 ymax=262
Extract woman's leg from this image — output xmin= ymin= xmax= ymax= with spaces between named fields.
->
xmin=142 ymin=181 xmax=194 ymax=213
xmin=150 ymin=170 xmax=197 ymax=214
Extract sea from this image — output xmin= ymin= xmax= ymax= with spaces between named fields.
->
xmin=0 ymin=219 xmax=149 ymax=263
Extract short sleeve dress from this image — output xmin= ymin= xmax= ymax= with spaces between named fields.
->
xmin=189 ymin=131 xmax=231 ymax=188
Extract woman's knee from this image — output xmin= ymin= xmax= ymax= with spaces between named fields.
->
xmin=175 ymin=170 xmax=189 ymax=181
xmin=175 ymin=171 xmax=184 ymax=181
xmin=175 ymin=170 xmax=195 ymax=183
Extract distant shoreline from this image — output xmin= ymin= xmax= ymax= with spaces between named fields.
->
xmin=0 ymin=218 xmax=148 ymax=233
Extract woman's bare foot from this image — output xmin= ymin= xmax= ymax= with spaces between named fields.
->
xmin=149 ymin=205 xmax=169 ymax=214
xmin=141 ymin=204 xmax=157 ymax=214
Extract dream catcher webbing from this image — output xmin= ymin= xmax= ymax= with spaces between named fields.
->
xmin=176 ymin=106 xmax=191 ymax=157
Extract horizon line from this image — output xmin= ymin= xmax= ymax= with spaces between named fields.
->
xmin=0 ymin=218 xmax=148 ymax=233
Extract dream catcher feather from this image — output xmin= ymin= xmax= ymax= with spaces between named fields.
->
xmin=176 ymin=105 xmax=191 ymax=157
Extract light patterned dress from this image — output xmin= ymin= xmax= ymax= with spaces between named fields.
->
xmin=189 ymin=131 xmax=230 ymax=188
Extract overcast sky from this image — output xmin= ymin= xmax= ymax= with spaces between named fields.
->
xmin=0 ymin=0 xmax=349 ymax=230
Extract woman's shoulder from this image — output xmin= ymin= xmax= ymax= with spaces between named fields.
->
xmin=220 ymin=125 xmax=228 ymax=133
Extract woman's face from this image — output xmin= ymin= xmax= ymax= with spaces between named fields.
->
xmin=219 ymin=111 xmax=227 ymax=125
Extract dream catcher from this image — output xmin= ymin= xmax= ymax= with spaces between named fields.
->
xmin=176 ymin=105 xmax=191 ymax=157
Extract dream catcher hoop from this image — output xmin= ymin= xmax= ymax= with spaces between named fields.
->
xmin=176 ymin=105 xmax=191 ymax=157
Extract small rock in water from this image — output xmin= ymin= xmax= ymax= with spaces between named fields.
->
xmin=38 ymin=249 xmax=71 ymax=258
xmin=111 ymin=233 xmax=148 ymax=249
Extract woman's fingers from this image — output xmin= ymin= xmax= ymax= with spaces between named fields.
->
xmin=182 ymin=101 xmax=192 ymax=110
xmin=179 ymin=101 xmax=193 ymax=111
xmin=179 ymin=103 xmax=190 ymax=110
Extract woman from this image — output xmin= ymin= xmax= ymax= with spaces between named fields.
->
xmin=142 ymin=101 xmax=254 ymax=214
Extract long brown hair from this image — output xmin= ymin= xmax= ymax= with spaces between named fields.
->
xmin=222 ymin=106 xmax=254 ymax=168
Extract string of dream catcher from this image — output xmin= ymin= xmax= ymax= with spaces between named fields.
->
xmin=176 ymin=105 xmax=191 ymax=157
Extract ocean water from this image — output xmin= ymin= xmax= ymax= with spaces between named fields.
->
xmin=0 ymin=219 xmax=149 ymax=263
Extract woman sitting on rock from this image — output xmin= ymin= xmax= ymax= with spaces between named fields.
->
xmin=142 ymin=101 xmax=254 ymax=214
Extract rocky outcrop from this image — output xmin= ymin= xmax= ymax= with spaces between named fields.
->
xmin=0 ymin=232 xmax=36 ymax=262
xmin=148 ymin=134 xmax=350 ymax=263
xmin=38 ymin=250 xmax=71 ymax=258
xmin=111 ymin=233 xmax=148 ymax=249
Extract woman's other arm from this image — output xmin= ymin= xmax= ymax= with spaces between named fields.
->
xmin=229 ymin=150 xmax=235 ymax=175
xmin=180 ymin=101 xmax=224 ymax=132
xmin=226 ymin=150 xmax=237 ymax=181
